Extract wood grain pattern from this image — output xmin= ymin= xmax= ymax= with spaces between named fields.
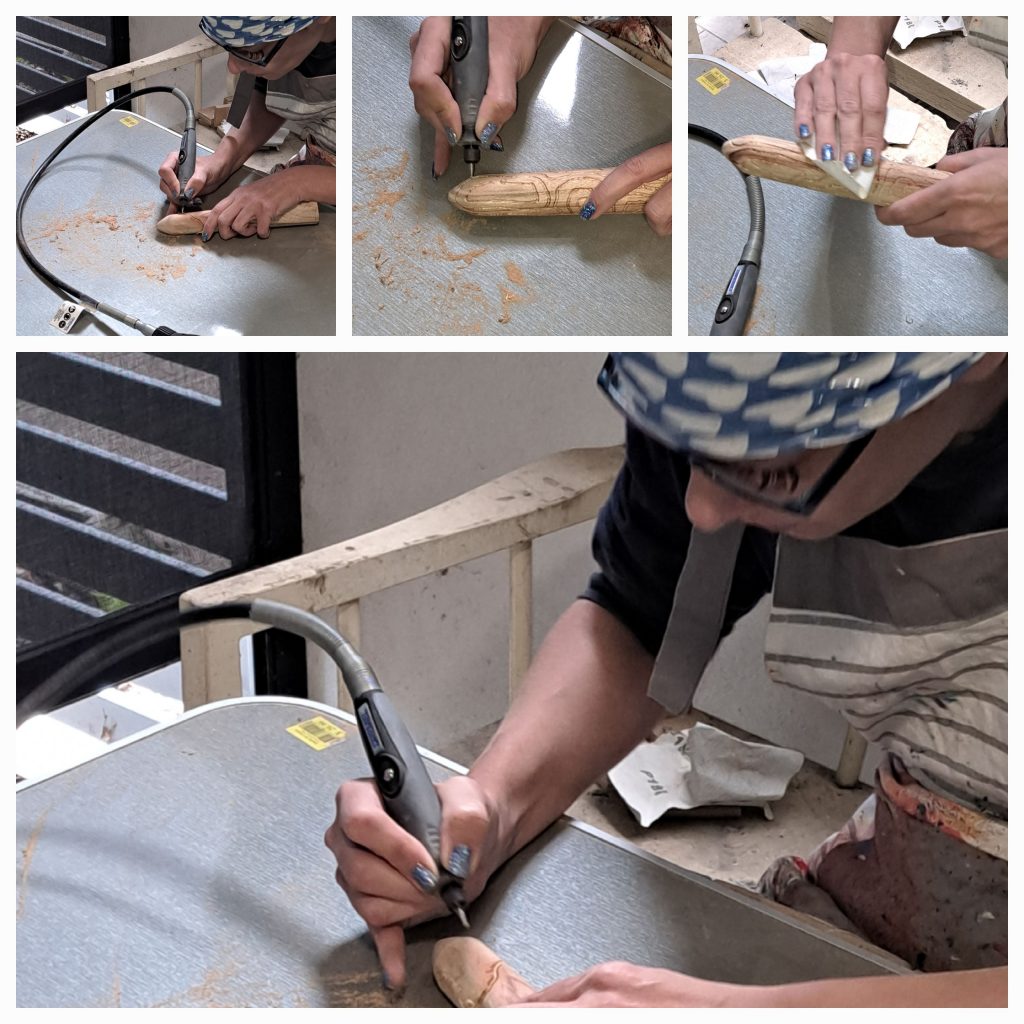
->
xmin=721 ymin=135 xmax=949 ymax=206
xmin=156 ymin=200 xmax=320 ymax=235
xmin=433 ymin=938 xmax=536 ymax=1007
xmin=448 ymin=170 xmax=671 ymax=217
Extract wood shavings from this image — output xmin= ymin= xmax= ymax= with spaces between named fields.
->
xmin=497 ymin=261 xmax=536 ymax=324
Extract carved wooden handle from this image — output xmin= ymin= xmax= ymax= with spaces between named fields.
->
xmin=156 ymin=200 xmax=320 ymax=235
xmin=433 ymin=938 xmax=536 ymax=1007
xmin=447 ymin=170 xmax=671 ymax=217
xmin=721 ymin=135 xmax=950 ymax=206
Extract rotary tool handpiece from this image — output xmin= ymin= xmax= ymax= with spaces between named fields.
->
xmin=450 ymin=16 xmax=489 ymax=176
xmin=174 ymin=120 xmax=198 ymax=208
xmin=355 ymin=690 xmax=470 ymax=928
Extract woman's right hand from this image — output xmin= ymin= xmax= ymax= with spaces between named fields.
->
xmin=793 ymin=51 xmax=889 ymax=172
xmin=324 ymin=774 xmax=506 ymax=990
xmin=157 ymin=151 xmax=231 ymax=209
xmin=408 ymin=16 xmax=552 ymax=178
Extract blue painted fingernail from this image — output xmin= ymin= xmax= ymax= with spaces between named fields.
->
xmin=382 ymin=971 xmax=393 ymax=991
xmin=445 ymin=127 xmax=458 ymax=146
xmin=580 ymin=200 xmax=596 ymax=221
xmin=431 ymin=161 xmax=438 ymax=181
xmin=200 ymin=231 xmax=209 ymax=242
xmin=489 ymin=141 xmax=503 ymax=152
xmin=184 ymin=187 xmax=195 ymax=200
xmin=479 ymin=122 xmax=497 ymax=146
xmin=821 ymin=144 xmax=834 ymax=161
xmin=844 ymin=151 xmax=858 ymax=171
xmin=448 ymin=844 xmax=471 ymax=878
xmin=862 ymin=148 xmax=875 ymax=167
xmin=798 ymin=123 xmax=810 ymax=139
xmin=412 ymin=864 xmax=437 ymax=892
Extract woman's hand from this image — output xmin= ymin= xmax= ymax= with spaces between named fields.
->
xmin=793 ymin=51 xmax=889 ymax=169
xmin=579 ymin=143 xmax=671 ymax=235
xmin=199 ymin=171 xmax=298 ymax=240
xmin=324 ymin=774 xmax=508 ymax=991
xmin=512 ymin=962 xmax=754 ymax=1007
xmin=875 ymin=147 xmax=1008 ymax=259
xmin=408 ymin=16 xmax=553 ymax=178
xmin=158 ymin=152 xmax=230 ymax=210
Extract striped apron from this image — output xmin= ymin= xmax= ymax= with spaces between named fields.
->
xmin=762 ymin=529 xmax=1007 ymax=970
xmin=648 ymin=525 xmax=1007 ymax=970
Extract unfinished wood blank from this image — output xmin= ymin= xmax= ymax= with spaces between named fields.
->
xmin=722 ymin=135 xmax=949 ymax=206
xmin=156 ymin=200 xmax=320 ymax=235
xmin=448 ymin=170 xmax=670 ymax=217
xmin=433 ymin=938 xmax=536 ymax=1007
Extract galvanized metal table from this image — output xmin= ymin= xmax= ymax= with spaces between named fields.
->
xmin=353 ymin=17 xmax=671 ymax=336
xmin=16 ymin=114 xmax=335 ymax=337
xmin=17 ymin=697 xmax=906 ymax=1008
xmin=687 ymin=56 xmax=1008 ymax=335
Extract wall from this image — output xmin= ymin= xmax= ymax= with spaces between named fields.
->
xmin=126 ymin=17 xmax=229 ymax=132
xmin=297 ymin=353 xmax=877 ymax=782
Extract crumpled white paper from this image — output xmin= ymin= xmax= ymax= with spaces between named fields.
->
xmin=892 ymin=16 xmax=964 ymax=51
xmin=607 ymin=722 xmax=805 ymax=828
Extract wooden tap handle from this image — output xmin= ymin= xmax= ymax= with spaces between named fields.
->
xmin=156 ymin=200 xmax=320 ymax=235
xmin=721 ymin=135 xmax=950 ymax=206
xmin=447 ymin=170 xmax=671 ymax=217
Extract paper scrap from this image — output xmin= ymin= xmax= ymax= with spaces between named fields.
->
xmin=892 ymin=16 xmax=963 ymax=51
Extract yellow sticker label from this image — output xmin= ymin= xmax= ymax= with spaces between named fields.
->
xmin=287 ymin=716 xmax=347 ymax=751
xmin=119 ymin=115 xmax=140 ymax=127
xmin=697 ymin=69 xmax=730 ymax=95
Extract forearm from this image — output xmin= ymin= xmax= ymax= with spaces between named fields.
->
xmin=470 ymin=599 xmax=661 ymax=862
xmin=213 ymin=96 xmax=286 ymax=177
xmin=829 ymin=16 xmax=900 ymax=58
xmin=275 ymin=163 xmax=336 ymax=205
xmin=746 ymin=966 xmax=1007 ymax=1008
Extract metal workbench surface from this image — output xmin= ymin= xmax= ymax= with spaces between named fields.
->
xmin=17 ymin=697 xmax=906 ymax=1008
xmin=17 ymin=113 xmax=335 ymax=337
xmin=353 ymin=17 xmax=671 ymax=336
xmin=688 ymin=56 xmax=1008 ymax=336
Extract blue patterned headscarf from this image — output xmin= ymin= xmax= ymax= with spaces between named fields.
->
xmin=200 ymin=16 xmax=318 ymax=48
xmin=599 ymin=353 xmax=984 ymax=459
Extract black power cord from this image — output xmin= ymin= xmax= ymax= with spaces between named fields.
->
xmin=17 ymin=85 xmax=199 ymax=336
xmin=689 ymin=123 xmax=765 ymax=336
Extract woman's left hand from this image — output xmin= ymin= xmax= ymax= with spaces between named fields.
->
xmin=874 ymin=147 xmax=1007 ymax=259
xmin=509 ymin=961 xmax=754 ymax=1007
xmin=581 ymin=142 xmax=671 ymax=235
xmin=201 ymin=172 xmax=298 ymax=241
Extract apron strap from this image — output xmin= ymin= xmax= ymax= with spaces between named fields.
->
xmin=647 ymin=521 xmax=744 ymax=714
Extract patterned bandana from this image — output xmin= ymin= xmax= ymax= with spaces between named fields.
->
xmin=200 ymin=16 xmax=318 ymax=48
xmin=599 ymin=353 xmax=984 ymax=459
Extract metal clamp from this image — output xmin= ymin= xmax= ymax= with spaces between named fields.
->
xmin=50 ymin=301 xmax=85 ymax=334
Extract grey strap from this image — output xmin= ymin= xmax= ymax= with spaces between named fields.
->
xmin=647 ymin=521 xmax=745 ymax=714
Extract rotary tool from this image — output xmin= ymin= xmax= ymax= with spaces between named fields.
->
xmin=450 ymin=16 xmax=489 ymax=177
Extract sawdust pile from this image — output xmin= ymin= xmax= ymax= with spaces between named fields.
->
xmin=26 ymin=199 xmax=204 ymax=285
xmin=353 ymin=145 xmax=537 ymax=332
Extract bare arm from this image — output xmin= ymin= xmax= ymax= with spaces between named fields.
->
xmin=828 ymin=16 xmax=900 ymax=58
xmin=211 ymin=88 xmax=286 ymax=177
xmin=470 ymin=598 xmax=662 ymax=862
xmin=754 ymin=965 xmax=1006 ymax=1008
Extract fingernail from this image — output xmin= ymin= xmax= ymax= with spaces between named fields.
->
xmin=489 ymin=141 xmax=503 ymax=152
xmin=862 ymin=148 xmax=875 ymax=167
xmin=412 ymin=864 xmax=438 ymax=892
xmin=431 ymin=161 xmax=438 ymax=181
xmin=580 ymin=200 xmax=596 ymax=221
xmin=184 ymin=187 xmax=195 ymax=200
xmin=844 ymin=151 xmax=858 ymax=171
xmin=798 ymin=123 xmax=810 ymax=139
xmin=821 ymin=144 xmax=834 ymax=161
xmin=382 ymin=971 xmax=392 ymax=991
xmin=200 ymin=231 xmax=209 ymax=242
xmin=448 ymin=844 xmax=471 ymax=878
xmin=445 ymin=127 xmax=458 ymax=146
xmin=479 ymin=122 xmax=497 ymax=146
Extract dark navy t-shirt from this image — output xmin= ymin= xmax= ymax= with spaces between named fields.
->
xmin=582 ymin=402 xmax=1008 ymax=656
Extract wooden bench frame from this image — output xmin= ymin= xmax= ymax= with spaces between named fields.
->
xmin=179 ymin=443 xmax=867 ymax=785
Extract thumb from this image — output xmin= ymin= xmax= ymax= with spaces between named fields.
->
xmin=182 ymin=165 xmax=210 ymax=198
xmin=372 ymin=923 xmax=408 ymax=992
xmin=475 ymin=61 xmax=517 ymax=148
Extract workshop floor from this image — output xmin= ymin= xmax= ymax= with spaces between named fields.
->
xmin=441 ymin=711 xmax=871 ymax=890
